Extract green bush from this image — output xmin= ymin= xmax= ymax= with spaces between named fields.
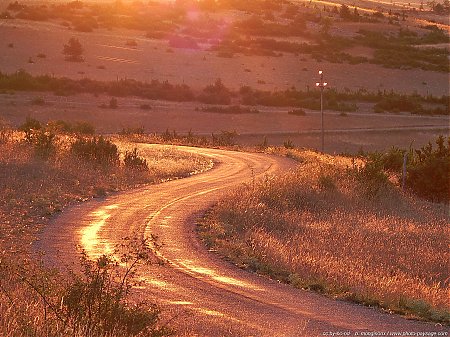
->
xmin=373 ymin=147 xmax=405 ymax=172
xmin=72 ymin=121 xmax=95 ymax=135
xmin=283 ymin=139 xmax=295 ymax=149
xmin=124 ymin=148 xmax=148 ymax=171
xmin=62 ymin=253 xmax=169 ymax=336
xmin=198 ymin=79 xmax=232 ymax=105
xmin=350 ymin=159 xmax=390 ymax=198
xmin=19 ymin=117 xmax=42 ymax=142
xmin=1 ymin=249 xmax=172 ymax=336
xmin=120 ymin=126 xmax=145 ymax=135
xmin=71 ymin=136 xmax=119 ymax=167
xmin=211 ymin=130 xmax=237 ymax=146
xmin=364 ymin=137 xmax=449 ymax=203
xmin=47 ymin=120 xmax=95 ymax=135
xmin=407 ymin=136 xmax=449 ymax=202
xmin=63 ymin=37 xmax=84 ymax=62
xmin=109 ymin=97 xmax=118 ymax=109
xmin=32 ymin=129 xmax=56 ymax=159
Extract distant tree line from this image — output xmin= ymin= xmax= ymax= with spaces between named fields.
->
xmin=0 ymin=70 xmax=448 ymax=115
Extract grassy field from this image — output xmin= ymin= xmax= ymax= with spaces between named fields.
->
xmin=1 ymin=91 xmax=448 ymax=154
xmin=0 ymin=126 xmax=210 ymax=336
xmin=0 ymin=3 xmax=448 ymax=96
xmin=199 ymin=148 xmax=449 ymax=323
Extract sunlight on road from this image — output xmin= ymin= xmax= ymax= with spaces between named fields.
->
xmin=175 ymin=259 xmax=265 ymax=291
xmin=80 ymin=204 xmax=119 ymax=259
xmin=168 ymin=300 xmax=194 ymax=306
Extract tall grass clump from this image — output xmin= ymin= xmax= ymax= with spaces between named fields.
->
xmin=200 ymin=150 xmax=449 ymax=323
xmin=0 ymin=244 xmax=172 ymax=336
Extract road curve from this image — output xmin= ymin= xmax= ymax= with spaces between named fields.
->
xmin=36 ymin=145 xmax=446 ymax=336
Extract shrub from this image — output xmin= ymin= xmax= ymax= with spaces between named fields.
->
xmin=109 ymin=97 xmax=118 ymax=109
xmin=46 ymin=120 xmax=95 ymax=135
xmin=19 ymin=116 xmax=42 ymax=142
xmin=124 ymin=148 xmax=148 ymax=171
xmin=32 ymin=129 xmax=56 ymax=159
xmin=372 ymin=146 xmax=406 ymax=172
xmin=71 ymin=136 xmax=119 ymax=167
xmin=47 ymin=119 xmax=72 ymax=133
xmin=120 ymin=127 xmax=145 ymax=135
xmin=350 ymin=159 xmax=390 ymax=198
xmin=198 ymin=79 xmax=232 ymax=105
xmin=283 ymin=139 xmax=295 ymax=149
xmin=339 ymin=4 xmax=353 ymax=20
xmin=72 ymin=121 xmax=95 ymax=135
xmin=63 ymin=37 xmax=84 ymax=62
xmin=363 ymin=137 xmax=449 ymax=202
xmin=1 ymin=250 xmax=171 ymax=336
xmin=406 ymin=136 xmax=449 ymax=202
xmin=211 ymin=130 xmax=237 ymax=146
xmin=63 ymin=254 xmax=166 ymax=336
xmin=18 ymin=117 xmax=56 ymax=158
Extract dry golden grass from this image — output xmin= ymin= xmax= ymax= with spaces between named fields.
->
xmin=200 ymin=149 xmax=449 ymax=323
xmin=0 ymin=131 xmax=210 ymax=252
xmin=0 ymin=129 xmax=210 ymax=336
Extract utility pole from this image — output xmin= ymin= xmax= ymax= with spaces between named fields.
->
xmin=316 ymin=70 xmax=327 ymax=153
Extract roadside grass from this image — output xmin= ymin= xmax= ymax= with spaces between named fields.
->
xmin=115 ymin=141 xmax=213 ymax=180
xmin=198 ymin=149 xmax=449 ymax=323
xmin=0 ymin=127 xmax=211 ymax=336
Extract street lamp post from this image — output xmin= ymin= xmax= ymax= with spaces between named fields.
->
xmin=316 ymin=70 xmax=327 ymax=153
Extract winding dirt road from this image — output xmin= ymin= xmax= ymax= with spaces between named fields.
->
xmin=36 ymin=145 xmax=446 ymax=336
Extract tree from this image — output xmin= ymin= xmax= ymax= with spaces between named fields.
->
xmin=63 ymin=37 xmax=84 ymax=62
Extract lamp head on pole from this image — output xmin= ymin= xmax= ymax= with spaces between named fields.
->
xmin=319 ymin=70 xmax=323 ymax=75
